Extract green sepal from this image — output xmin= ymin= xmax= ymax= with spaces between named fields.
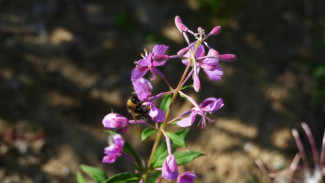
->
xmin=80 ymin=164 xmax=108 ymax=183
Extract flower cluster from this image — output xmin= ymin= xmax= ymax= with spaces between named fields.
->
xmin=83 ymin=15 xmax=236 ymax=183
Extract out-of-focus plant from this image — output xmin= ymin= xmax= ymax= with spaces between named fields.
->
xmin=256 ymin=122 xmax=325 ymax=183
xmin=76 ymin=15 xmax=236 ymax=183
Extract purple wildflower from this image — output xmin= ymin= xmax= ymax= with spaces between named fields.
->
xmin=102 ymin=134 xmax=124 ymax=164
xmin=177 ymin=171 xmax=197 ymax=183
xmin=162 ymin=154 xmax=178 ymax=180
xmin=182 ymin=46 xmax=224 ymax=82
xmin=132 ymin=78 xmax=165 ymax=122
xmin=177 ymin=97 xmax=224 ymax=129
xmin=131 ymin=45 xmax=169 ymax=82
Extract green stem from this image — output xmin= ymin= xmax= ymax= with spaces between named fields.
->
xmin=142 ymin=41 xmax=201 ymax=182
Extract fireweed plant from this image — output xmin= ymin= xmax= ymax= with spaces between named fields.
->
xmin=256 ymin=123 xmax=325 ymax=183
xmin=77 ymin=16 xmax=236 ymax=183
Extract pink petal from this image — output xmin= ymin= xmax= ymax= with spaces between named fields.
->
xmin=153 ymin=45 xmax=168 ymax=55
xmin=177 ymin=112 xmax=197 ymax=127
xmin=203 ymin=66 xmax=223 ymax=81
xmin=131 ymin=66 xmax=148 ymax=82
xmin=152 ymin=108 xmax=165 ymax=122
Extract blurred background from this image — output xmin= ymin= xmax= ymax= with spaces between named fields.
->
xmin=0 ymin=0 xmax=325 ymax=182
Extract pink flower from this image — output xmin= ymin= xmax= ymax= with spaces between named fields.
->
xmin=162 ymin=154 xmax=178 ymax=180
xmin=177 ymin=97 xmax=224 ymax=129
xmin=177 ymin=171 xmax=197 ymax=183
xmin=131 ymin=45 xmax=169 ymax=82
xmin=102 ymin=134 xmax=124 ymax=164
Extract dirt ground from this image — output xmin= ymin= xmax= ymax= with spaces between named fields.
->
xmin=0 ymin=0 xmax=325 ymax=182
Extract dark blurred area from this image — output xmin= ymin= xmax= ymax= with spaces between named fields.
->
xmin=0 ymin=0 xmax=324 ymax=182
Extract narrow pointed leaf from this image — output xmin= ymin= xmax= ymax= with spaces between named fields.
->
xmin=166 ymin=131 xmax=187 ymax=148
xmin=103 ymin=172 xmax=140 ymax=183
xmin=147 ymin=171 xmax=162 ymax=183
xmin=174 ymin=151 xmax=203 ymax=165
xmin=180 ymin=84 xmax=193 ymax=91
xmin=80 ymin=164 xmax=108 ymax=183
xmin=76 ymin=171 xmax=87 ymax=183
xmin=123 ymin=142 xmax=143 ymax=171
xmin=141 ymin=128 xmax=157 ymax=141
xmin=160 ymin=94 xmax=172 ymax=114
xmin=175 ymin=128 xmax=190 ymax=141
xmin=151 ymin=129 xmax=190 ymax=168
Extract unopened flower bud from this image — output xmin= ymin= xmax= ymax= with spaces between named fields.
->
xmin=152 ymin=54 xmax=169 ymax=62
xmin=162 ymin=154 xmax=178 ymax=180
xmin=208 ymin=26 xmax=221 ymax=36
xmin=177 ymin=47 xmax=190 ymax=56
xmin=220 ymin=54 xmax=237 ymax=62
xmin=102 ymin=113 xmax=128 ymax=129
xmin=175 ymin=16 xmax=188 ymax=33
xmin=193 ymin=75 xmax=201 ymax=92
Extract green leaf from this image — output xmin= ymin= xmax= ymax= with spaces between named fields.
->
xmin=166 ymin=131 xmax=187 ymax=148
xmin=104 ymin=130 xmax=118 ymax=135
xmin=141 ymin=128 xmax=157 ymax=141
xmin=159 ymin=95 xmax=172 ymax=114
xmin=123 ymin=142 xmax=143 ymax=171
xmin=169 ymin=120 xmax=179 ymax=125
xmin=174 ymin=128 xmax=190 ymax=141
xmin=152 ymin=141 xmax=168 ymax=167
xmin=103 ymin=172 xmax=140 ymax=183
xmin=174 ymin=151 xmax=203 ymax=165
xmin=151 ymin=129 xmax=190 ymax=168
xmin=80 ymin=164 xmax=108 ymax=183
xmin=147 ymin=171 xmax=161 ymax=183
xmin=76 ymin=171 xmax=87 ymax=183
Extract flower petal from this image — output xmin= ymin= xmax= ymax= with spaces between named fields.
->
xmin=152 ymin=108 xmax=165 ymax=122
xmin=202 ymin=49 xmax=219 ymax=66
xmin=203 ymin=65 xmax=223 ymax=81
xmin=153 ymin=45 xmax=168 ymax=55
xmin=177 ymin=171 xmax=197 ymax=183
xmin=131 ymin=66 xmax=148 ymax=82
xmin=177 ymin=112 xmax=197 ymax=127
xmin=199 ymin=97 xmax=224 ymax=113
xmin=137 ymin=53 xmax=152 ymax=66
xmin=148 ymin=102 xmax=158 ymax=118
xmin=133 ymin=78 xmax=152 ymax=101
xmin=113 ymin=134 xmax=125 ymax=149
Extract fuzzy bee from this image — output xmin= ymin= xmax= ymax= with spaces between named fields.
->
xmin=127 ymin=94 xmax=150 ymax=120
